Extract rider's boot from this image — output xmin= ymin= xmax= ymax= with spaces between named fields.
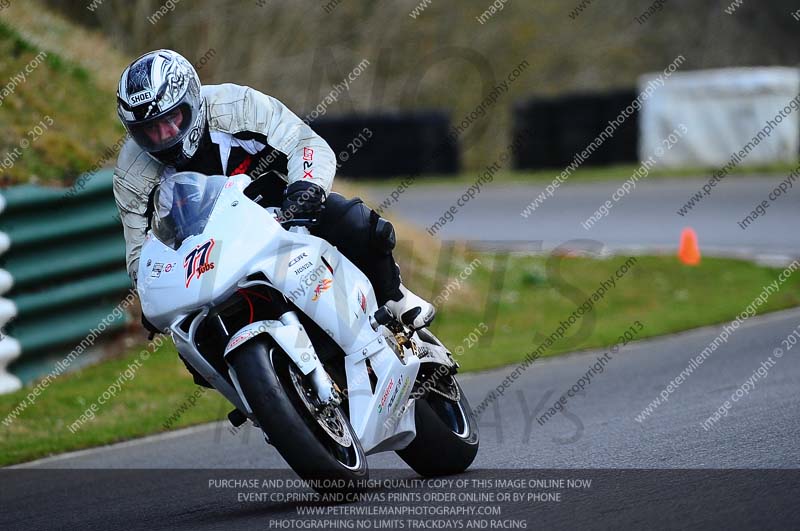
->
xmin=385 ymin=283 xmax=436 ymax=329
xmin=311 ymin=193 xmax=435 ymax=329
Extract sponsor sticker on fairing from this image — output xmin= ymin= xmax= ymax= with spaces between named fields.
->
xmin=311 ymin=278 xmax=333 ymax=301
xmin=377 ymin=378 xmax=394 ymax=413
xmin=184 ymin=238 xmax=216 ymax=287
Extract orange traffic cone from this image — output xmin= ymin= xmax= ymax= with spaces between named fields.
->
xmin=678 ymin=227 xmax=701 ymax=265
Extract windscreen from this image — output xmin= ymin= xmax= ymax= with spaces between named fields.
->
xmin=151 ymin=172 xmax=227 ymax=250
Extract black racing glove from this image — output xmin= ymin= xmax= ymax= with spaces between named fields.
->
xmin=281 ymin=181 xmax=326 ymax=226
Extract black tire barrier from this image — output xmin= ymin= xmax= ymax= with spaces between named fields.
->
xmin=312 ymin=111 xmax=460 ymax=179
xmin=512 ymin=89 xmax=639 ymax=170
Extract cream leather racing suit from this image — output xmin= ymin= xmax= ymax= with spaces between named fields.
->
xmin=113 ymin=83 xmax=336 ymax=283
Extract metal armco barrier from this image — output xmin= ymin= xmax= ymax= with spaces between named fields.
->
xmin=0 ymin=170 xmax=132 ymax=392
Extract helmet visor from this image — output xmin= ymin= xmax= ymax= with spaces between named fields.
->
xmin=126 ymin=102 xmax=194 ymax=153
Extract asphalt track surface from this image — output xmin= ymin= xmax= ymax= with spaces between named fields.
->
xmin=15 ymin=307 xmax=800 ymax=470
xmin=6 ymin=308 xmax=800 ymax=529
xmin=366 ymin=176 xmax=800 ymax=258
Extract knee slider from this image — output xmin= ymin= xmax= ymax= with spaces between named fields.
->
xmin=370 ymin=210 xmax=396 ymax=254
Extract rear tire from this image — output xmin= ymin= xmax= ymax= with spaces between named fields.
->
xmin=228 ymin=337 xmax=368 ymax=488
xmin=396 ymin=377 xmax=479 ymax=476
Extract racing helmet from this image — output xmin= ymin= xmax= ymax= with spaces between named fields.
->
xmin=116 ymin=49 xmax=206 ymax=166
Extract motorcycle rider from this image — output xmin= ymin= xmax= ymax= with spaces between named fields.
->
xmin=113 ymin=49 xmax=435 ymax=338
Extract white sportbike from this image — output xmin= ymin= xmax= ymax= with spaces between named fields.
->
xmin=137 ymin=172 xmax=478 ymax=484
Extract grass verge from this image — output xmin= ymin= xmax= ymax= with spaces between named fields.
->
xmin=1 ymin=254 xmax=799 ymax=466
xmin=0 ymin=20 xmax=123 ymax=186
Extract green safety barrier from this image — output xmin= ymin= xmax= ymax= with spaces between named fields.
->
xmin=0 ymin=169 xmax=134 ymax=390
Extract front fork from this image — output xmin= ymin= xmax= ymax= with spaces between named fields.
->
xmin=221 ymin=310 xmax=341 ymax=408
xmin=276 ymin=311 xmax=341 ymax=407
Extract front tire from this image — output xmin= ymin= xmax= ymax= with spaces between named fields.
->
xmin=228 ymin=337 xmax=368 ymax=487
xmin=396 ymin=376 xmax=479 ymax=476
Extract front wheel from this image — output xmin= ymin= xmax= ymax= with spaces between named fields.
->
xmin=396 ymin=375 xmax=479 ymax=476
xmin=228 ymin=337 xmax=367 ymax=488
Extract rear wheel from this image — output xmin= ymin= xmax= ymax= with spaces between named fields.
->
xmin=396 ymin=374 xmax=479 ymax=476
xmin=228 ymin=337 xmax=367 ymax=488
